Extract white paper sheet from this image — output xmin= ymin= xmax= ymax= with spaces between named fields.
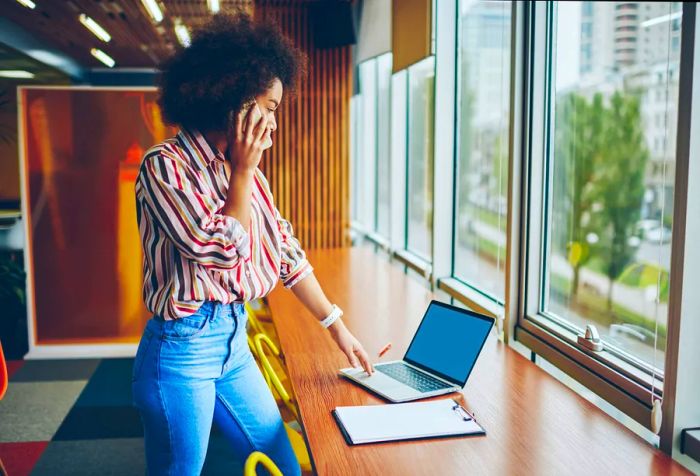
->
xmin=334 ymin=398 xmax=485 ymax=444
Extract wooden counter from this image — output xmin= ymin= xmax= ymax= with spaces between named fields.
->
xmin=267 ymin=247 xmax=689 ymax=475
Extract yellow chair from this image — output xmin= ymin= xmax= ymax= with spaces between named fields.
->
xmin=247 ymin=297 xmax=274 ymax=321
xmin=252 ymin=333 xmax=311 ymax=472
xmin=245 ymin=302 xmax=287 ymax=399
xmin=244 ymin=451 xmax=282 ymax=476
xmin=245 ymin=303 xmax=267 ymax=336
xmin=283 ymin=423 xmax=311 ymax=473
xmin=254 ymin=333 xmax=298 ymax=420
xmin=245 ymin=302 xmax=281 ymax=347
xmin=248 ymin=334 xmax=273 ymax=390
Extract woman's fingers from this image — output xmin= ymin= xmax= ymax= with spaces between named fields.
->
xmin=243 ymin=102 xmax=258 ymax=140
xmin=235 ymin=109 xmax=246 ymax=143
xmin=354 ymin=346 xmax=374 ymax=375
xmin=253 ymin=110 xmax=270 ymax=143
xmin=346 ymin=350 xmax=360 ymax=368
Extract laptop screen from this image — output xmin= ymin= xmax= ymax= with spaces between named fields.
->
xmin=403 ymin=301 xmax=494 ymax=385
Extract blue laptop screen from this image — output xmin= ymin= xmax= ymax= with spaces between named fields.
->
xmin=403 ymin=302 xmax=493 ymax=384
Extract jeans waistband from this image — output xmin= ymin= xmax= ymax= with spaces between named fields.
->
xmin=155 ymin=301 xmax=245 ymax=321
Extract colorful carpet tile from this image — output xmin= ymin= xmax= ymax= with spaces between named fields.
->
xmin=0 ymin=358 xmax=248 ymax=475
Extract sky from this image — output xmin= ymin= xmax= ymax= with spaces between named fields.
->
xmin=555 ymin=1 xmax=582 ymax=90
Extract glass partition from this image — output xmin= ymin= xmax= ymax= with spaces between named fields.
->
xmin=21 ymin=87 xmax=175 ymax=346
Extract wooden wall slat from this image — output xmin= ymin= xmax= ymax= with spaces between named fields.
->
xmin=254 ymin=1 xmax=350 ymax=250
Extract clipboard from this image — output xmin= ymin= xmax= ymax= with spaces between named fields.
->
xmin=331 ymin=398 xmax=486 ymax=446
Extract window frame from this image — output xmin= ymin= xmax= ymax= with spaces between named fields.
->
xmin=431 ymin=0 xmax=518 ymax=324
xmin=513 ymin=1 xmax=692 ymax=432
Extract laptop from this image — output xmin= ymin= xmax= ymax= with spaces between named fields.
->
xmin=339 ymin=300 xmax=494 ymax=403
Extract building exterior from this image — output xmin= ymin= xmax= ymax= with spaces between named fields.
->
xmin=578 ymin=1 xmax=682 ymax=222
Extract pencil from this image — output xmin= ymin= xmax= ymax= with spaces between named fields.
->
xmin=378 ymin=342 xmax=392 ymax=358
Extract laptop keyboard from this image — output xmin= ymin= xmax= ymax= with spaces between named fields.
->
xmin=376 ymin=362 xmax=452 ymax=393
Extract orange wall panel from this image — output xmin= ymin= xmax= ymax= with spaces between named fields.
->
xmin=21 ymin=87 xmax=175 ymax=344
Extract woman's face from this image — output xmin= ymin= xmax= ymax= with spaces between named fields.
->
xmin=254 ymin=78 xmax=283 ymax=149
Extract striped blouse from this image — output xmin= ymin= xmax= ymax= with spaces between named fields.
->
xmin=135 ymin=128 xmax=313 ymax=320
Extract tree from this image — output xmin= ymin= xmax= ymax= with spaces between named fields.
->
xmin=457 ymin=84 xmax=475 ymax=215
xmin=491 ymin=134 xmax=508 ymax=206
xmin=553 ymin=93 xmax=604 ymax=298
xmin=591 ymin=92 xmax=648 ymax=311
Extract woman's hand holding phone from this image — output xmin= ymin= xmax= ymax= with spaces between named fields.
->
xmin=227 ymin=101 xmax=269 ymax=175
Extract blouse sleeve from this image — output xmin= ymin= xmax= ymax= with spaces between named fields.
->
xmin=137 ymin=150 xmax=251 ymax=271
xmin=276 ymin=207 xmax=313 ymax=288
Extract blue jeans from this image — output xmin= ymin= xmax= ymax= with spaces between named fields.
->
xmin=132 ymin=301 xmax=301 ymax=476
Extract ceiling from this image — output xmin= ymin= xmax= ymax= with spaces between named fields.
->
xmin=1 ymin=0 xmax=258 ymax=69
xmin=0 ymin=43 xmax=69 ymax=87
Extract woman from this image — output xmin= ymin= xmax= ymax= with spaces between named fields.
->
xmin=132 ymin=13 xmax=373 ymax=475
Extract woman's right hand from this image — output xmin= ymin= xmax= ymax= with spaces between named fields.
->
xmin=227 ymin=102 xmax=269 ymax=174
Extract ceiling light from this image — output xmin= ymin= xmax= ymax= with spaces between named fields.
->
xmin=174 ymin=21 xmax=191 ymax=47
xmin=140 ymin=0 xmax=163 ymax=23
xmin=15 ymin=0 xmax=36 ymax=9
xmin=90 ymin=48 xmax=115 ymax=67
xmin=0 ymin=70 xmax=35 ymax=79
xmin=207 ymin=0 xmax=220 ymax=14
xmin=79 ymin=14 xmax=111 ymax=42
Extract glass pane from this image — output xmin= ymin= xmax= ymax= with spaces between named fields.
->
xmin=376 ymin=53 xmax=393 ymax=237
xmin=453 ymin=0 xmax=512 ymax=300
xmin=21 ymin=88 xmax=175 ymax=344
xmin=544 ymin=1 xmax=681 ymax=370
xmin=350 ymin=95 xmax=360 ymax=223
xmin=406 ymin=57 xmax=435 ymax=259
xmin=359 ymin=60 xmax=378 ymax=231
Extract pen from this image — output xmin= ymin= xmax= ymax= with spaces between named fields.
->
xmin=378 ymin=342 xmax=392 ymax=358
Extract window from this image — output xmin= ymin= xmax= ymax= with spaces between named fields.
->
xmin=538 ymin=1 xmax=681 ymax=372
xmin=352 ymin=55 xmax=393 ymax=240
xmin=406 ymin=57 xmax=436 ymax=260
xmin=582 ymin=1 xmax=592 ymax=16
xmin=349 ymin=0 xmax=699 ymax=454
xmin=355 ymin=61 xmax=378 ymax=232
xmin=350 ymin=95 xmax=361 ymax=224
xmin=453 ymin=0 xmax=512 ymax=301
xmin=581 ymin=22 xmax=592 ymax=37
xmin=376 ymin=54 xmax=393 ymax=238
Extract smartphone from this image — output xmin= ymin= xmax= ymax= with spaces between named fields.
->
xmin=227 ymin=100 xmax=272 ymax=150
xmin=242 ymin=100 xmax=263 ymax=127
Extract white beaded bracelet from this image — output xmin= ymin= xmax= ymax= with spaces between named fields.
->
xmin=320 ymin=304 xmax=343 ymax=329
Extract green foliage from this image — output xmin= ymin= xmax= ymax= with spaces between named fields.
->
xmin=589 ymin=92 xmax=649 ymax=309
xmin=0 ymin=253 xmax=26 ymax=308
xmin=554 ymin=91 xmax=650 ymax=308
xmin=553 ymin=93 xmax=605 ymax=296
xmin=617 ymin=262 xmax=669 ymax=302
xmin=491 ymin=135 xmax=508 ymax=200
xmin=457 ymin=86 xmax=475 ymax=210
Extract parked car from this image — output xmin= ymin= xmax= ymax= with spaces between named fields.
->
xmin=609 ymin=323 xmax=656 ymax=344
xmin=644 ymin=226 xmax=672 ymax=244
xmin=636 ymin=219 xmax=662 ymax=236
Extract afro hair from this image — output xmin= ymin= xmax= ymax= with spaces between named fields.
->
xmin=157 ymin=12 xmax=306 ymax=133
